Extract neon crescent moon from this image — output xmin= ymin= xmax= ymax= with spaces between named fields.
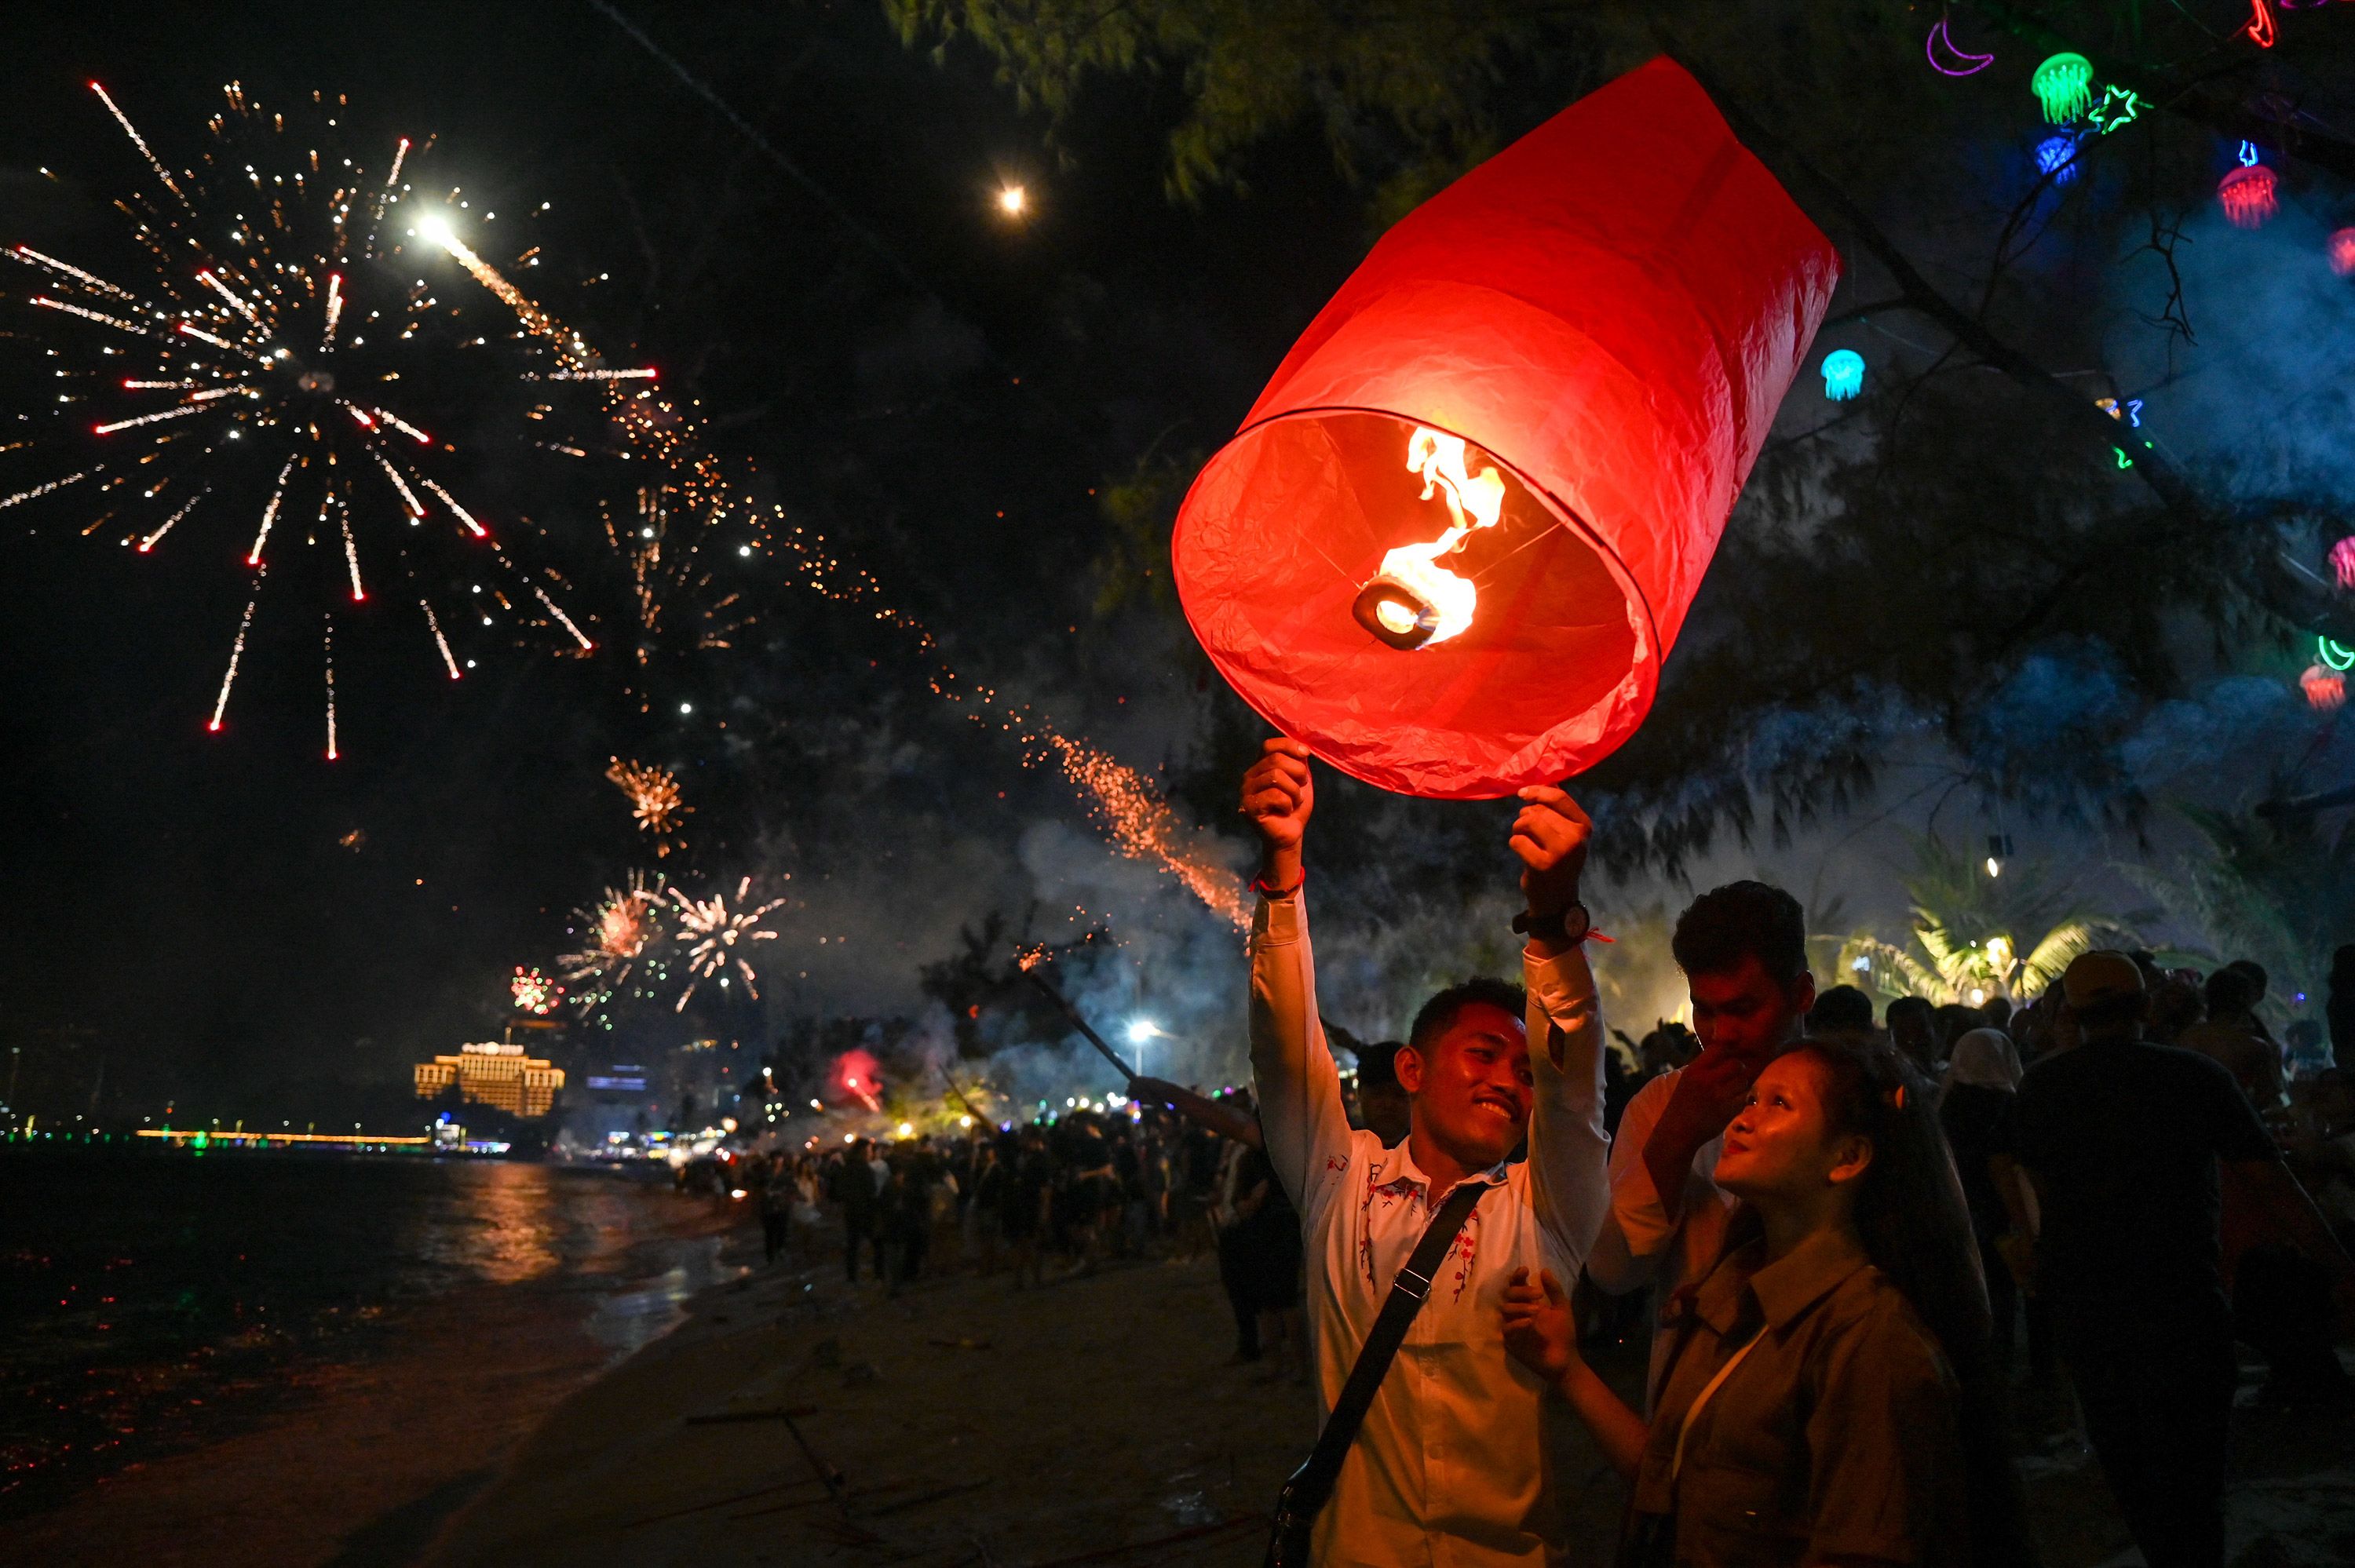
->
xmin=1925 ymin=16 xmax=1995 ymax=76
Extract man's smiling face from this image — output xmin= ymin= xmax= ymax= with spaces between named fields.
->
xmin=1397 ymin=1001 xmax=1532 ymax=1172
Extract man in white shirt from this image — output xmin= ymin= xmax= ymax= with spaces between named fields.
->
xmin=1240 ymin=738 xmax=1610 ymax=1566
xmin=1581 ymin=881 xmax=1815 ymax=1398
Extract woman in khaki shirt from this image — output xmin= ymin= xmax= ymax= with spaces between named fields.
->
xmin=1504 ymin=1037 xmax=2034 ymax=1567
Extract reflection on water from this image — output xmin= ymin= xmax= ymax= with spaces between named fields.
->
xmin=407 ymin=1163 xmax=568 ymax=1286
xmin=0 ymin=1154 xmax=739 ymax=1522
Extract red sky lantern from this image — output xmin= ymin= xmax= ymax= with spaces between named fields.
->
xmin=2218 ymin=164 xmax=2279 ymax=228
xmin=1171 ymin=59 xmax=1838 ymax=797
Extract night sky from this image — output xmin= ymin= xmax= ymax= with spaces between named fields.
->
xmin=0 ymin=0 xmax=1382 ymax=1119
xmin=6 ymin=4 xmax=2354 ymax=1125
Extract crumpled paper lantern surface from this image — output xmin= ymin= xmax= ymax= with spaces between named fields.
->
xmin=1172 ymin=57 xmax=1840 ymax=798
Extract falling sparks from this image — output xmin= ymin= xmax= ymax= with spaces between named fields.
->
xmin=435 ymin=174 xmax=1247 ymax=928
xmin=0 ymin=81 xmax=604 ymax=749
xmin=209 ymin=585 xmax=259 ymax=732
xmin=667 ymin=876 xmax=785 ymax=1011
xmin=421 ymin=596 xmax=459 ymax=679
xmin=323 ymin=614 xmax=338 ymax=760
xmin=605 ymin=756 xmax=690 ymax=854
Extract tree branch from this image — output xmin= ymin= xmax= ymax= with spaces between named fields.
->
xmin=1962 ymin=0 xmax=2355 ymax=184
xmin=1658 ymin=33 xmax=2355 ymax=646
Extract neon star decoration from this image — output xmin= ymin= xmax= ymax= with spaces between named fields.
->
xmin=2030 ymin=53 xmax=2095 ymax=124
xmin=2087 ymin=86 xmax=2143 ymax=136
xmin=1821 ymin=349 xmax=1864 ymax=401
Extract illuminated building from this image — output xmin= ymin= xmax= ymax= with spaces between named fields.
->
xmin=414 ymin=1040 xmax=565 ymax=1118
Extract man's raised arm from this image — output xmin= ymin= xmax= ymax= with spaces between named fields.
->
xmin=1510 ymin=786 xmax=1611 ymax=1273
xmin=1242 ymin=738 xmax=1353 ymax=1218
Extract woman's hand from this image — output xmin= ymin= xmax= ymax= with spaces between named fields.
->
xmin=1501 ymin=1267 xmax=1579 ymax=1383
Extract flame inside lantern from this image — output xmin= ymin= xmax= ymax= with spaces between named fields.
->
xmin=1352 ymin=428 xmax=1509 ymax=650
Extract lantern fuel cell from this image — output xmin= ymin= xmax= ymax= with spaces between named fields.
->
xmin=1172 ymin=57 xmax=1838 ymax=798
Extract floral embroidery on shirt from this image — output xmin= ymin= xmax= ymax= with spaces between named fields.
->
xmin=1446 ymin=1207 xmax=1482 ymax=1301
xmin=1359 ymin=1161 xmax=1428 ymax=1288
xmin=1324 ymin=1154 xmax=1349 ymax=1173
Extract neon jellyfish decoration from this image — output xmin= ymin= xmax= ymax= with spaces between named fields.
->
xmin=2329 ymin=228 xmax=2355 ymax=279
xmin=2319 ymin=635 xmax=2355 ymax=673
xmin=2303 ymin=666 xmax=2346 ymax=713
xmin=2331 ymin=536 xmax=2355 ymax=590
xmin=1822 ymin=349 xmax=1865 ymax=401
xmin=2030 ymin=53 xmax=2095 ymax=123
xmin=2218 ymin=163 xmax=2280 ymax=228
xmin=2034 ymin=133 xmax=2083 ymax=186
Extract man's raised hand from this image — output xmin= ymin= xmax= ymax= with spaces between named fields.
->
xmin=1240 ymin=738 xmax=1313 ymax=890
xmin=1510 ymin=785 xmax=1590 ymax=918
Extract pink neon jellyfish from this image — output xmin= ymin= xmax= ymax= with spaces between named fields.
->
xmin=2330 ymin=228 xmax=2355 ymax=279
xmin=2331 ymin=536 xmax=2355 ymax=589
xmin=2303 ymin=665 xmax=2346 ymax=713
xmin=2218 ymin=165 xmax=2279 ymax=229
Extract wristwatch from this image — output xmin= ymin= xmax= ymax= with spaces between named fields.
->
xmin=1512 ymin=903 xmax=1590 ymax=945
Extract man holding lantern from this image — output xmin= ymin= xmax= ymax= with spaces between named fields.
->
xmin=1241 ymin=738 xmax=1610 ymax=1566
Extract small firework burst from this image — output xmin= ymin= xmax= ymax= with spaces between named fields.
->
xmin=604 ymin=755 xmax=689 ymax=854
xmin=510 ymin=965 xmax=557 ymax=1015
xmin=584 ymin=484 xmax=757 ymax=713
xmin=2 ymin=81 xmax=603 ymax=747
xmin=560 ymin=870 xmax=663 ymax=1012
xmin=667 ymin=875 xmax=784 ymax=1012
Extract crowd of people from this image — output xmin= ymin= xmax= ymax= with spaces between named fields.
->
xmin=705 ymin=742 xmax=2355 ymax=1567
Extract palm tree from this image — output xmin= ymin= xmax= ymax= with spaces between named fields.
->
xmin=2117 ymin=805 xmax=2355 ymax=1019
xmin=1832 ymin=837 xmax=2141 ymax=1006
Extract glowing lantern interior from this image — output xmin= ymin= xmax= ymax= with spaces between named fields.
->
xmin=2218 ymin=164 xmax=2278 ymax=228
xmin=2031 ymin=53 xmax=2094 ymax=123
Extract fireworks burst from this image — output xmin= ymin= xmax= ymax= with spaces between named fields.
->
xmin=597 ymin=484 xmax=752 ymax=712
xmin=1 ymin=82 xmax=604 ymax=750
xmin=604 ymin=755 xmax=689 ymax=854
xmin=667 ymin=875 xmax=785 ymax=1012
xmin=559 ymin=870 xmax=664 ymax=1016
xmin=424 ymin=140 xmax=1248 ymax=928
xmin=510 ymin=965 xmax=557 ymax=1015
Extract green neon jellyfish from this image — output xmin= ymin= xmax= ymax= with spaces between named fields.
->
xmin=2031 ymin=53 xmax=2095 ymax=123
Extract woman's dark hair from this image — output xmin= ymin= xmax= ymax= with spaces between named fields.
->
xmin=1788 ymin=1037 xmax=2039 ymax=1567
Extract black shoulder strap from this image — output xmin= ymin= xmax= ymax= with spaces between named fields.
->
xmin=1270 ymin=1178 xmax=1488 ymax=1537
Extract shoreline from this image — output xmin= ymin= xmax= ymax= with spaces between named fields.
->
xmin=0 ymin=1165 xmax=747 ymax=1567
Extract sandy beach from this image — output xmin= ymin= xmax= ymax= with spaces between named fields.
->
xmin=13 ymin=1198 xmax=2353 ymax=1567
